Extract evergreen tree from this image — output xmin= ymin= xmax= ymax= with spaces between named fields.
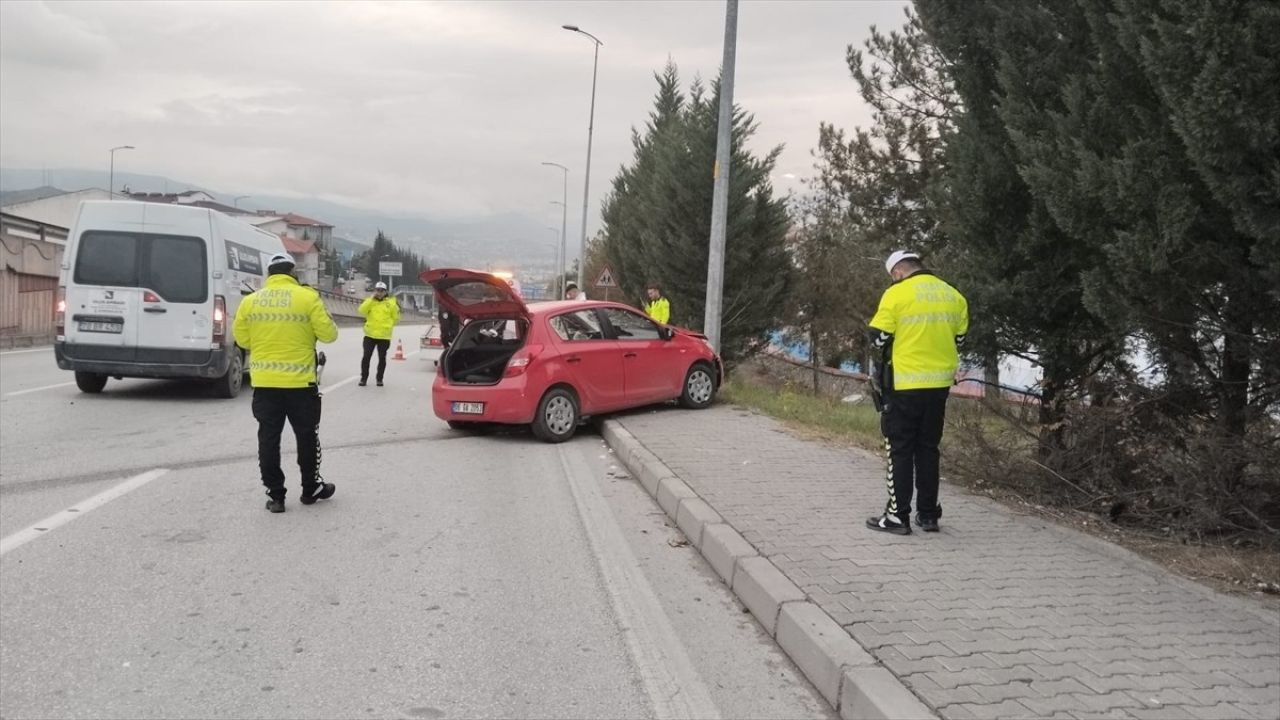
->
xmin=600 ymin=63 xmax=791 ymax=362
xmin=915 ymin=0 xmax=1122 ymax=461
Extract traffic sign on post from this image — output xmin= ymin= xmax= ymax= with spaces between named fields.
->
xmin=593 ymin=265 xmax=617 ymax=288
xmin=378 ymin=261 xmax=403 ymax=277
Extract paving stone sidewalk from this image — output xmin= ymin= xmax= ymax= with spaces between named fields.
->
xmin=613 ymin=405 xmax=1280 ymax=720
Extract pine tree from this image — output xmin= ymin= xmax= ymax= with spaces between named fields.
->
xmin=915 ymin=0 xmax=1122 ymax=462
xmin=600 ymin=64 xmax=791 ymax=362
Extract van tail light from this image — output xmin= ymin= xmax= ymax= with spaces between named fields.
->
xmin=143 ymin=291 xmax=162 ymax=303
xmin=212 ymin=295 xmax=227 ymax=345
xmin=55 ymin=287 xmax=66 ymax=338
xmin=504 ymin=344 xmax=544 ymax=378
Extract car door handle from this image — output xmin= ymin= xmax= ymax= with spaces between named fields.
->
xmin=143 ymin=307 xmax=167 ymax=313
xmin=624 ymin=352 xmax=638 ymax=358
xmin=566 ymin=357 xmax=582 ymax=364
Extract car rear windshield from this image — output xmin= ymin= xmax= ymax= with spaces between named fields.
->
xmin=443 ymin=280 xmax=511 ymax=307
xmin=74 ymin=231 xmax=208 ymax=303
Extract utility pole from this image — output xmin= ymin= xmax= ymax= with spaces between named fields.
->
xmin=703 ymin=0 xmax=738 ymax=353
xmin=562 ymin=25 xmax=602 ymax=288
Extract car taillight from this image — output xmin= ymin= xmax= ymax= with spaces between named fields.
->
xmin=143 ymin=291 xmax=162 ymax=303
xmin=212 ymin=295 xmax=227 ymax=345
xmin=55 ymin=287 xmax=66 ymax=337
xmin=504 ymin=344 xmax=543 ymax=378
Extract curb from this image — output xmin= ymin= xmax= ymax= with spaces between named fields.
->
xmin=601 ymin=419 xmax=937 ymax=720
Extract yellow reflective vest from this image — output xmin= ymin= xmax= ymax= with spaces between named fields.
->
xmin=359 ymin=296 xmax=400 ymax=340
xmin=233 ymin=274 xmax=338 ymax=388
xmin=645 ymin=297 xmax=670 ymax=325
xmin=869 ymin=272 xmax=969 ymax=390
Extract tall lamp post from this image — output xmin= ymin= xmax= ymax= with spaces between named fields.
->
xmin=233 ymin=195 xmax=251 ymax=209
xmin=108 ymin=145 xmax=135 ymax=200
xmin=541 ymin=161 xmax=569 ymax=299
xmin=561 ymin=24 xmax=602 ymax=288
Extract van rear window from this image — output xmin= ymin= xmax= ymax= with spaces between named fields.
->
xmin=74 ymin=231 xmax=208 ymax=303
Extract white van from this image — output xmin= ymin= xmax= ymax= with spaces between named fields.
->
xmin=54 ymin=201 xmax=288 ymax=398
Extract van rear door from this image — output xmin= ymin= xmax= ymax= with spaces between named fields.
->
xmin=134 ymin=233 xmax=210 ymax=357
xmin=65 ymin=231 xmax=142 ymax=359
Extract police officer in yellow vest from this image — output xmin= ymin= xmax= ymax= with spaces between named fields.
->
xmin=866 ymin=250 xmax=968 ymax=535
xmin=358 ymin=281 xmax=400 ymax=387
xmin=644 ymin=283 xmax=670 ymax=324
xmin=233 ymin=254 xmax=339 ymax=513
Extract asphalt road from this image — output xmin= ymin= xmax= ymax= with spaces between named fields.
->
xmin=0 ymin=328 xmax=833 ymax=720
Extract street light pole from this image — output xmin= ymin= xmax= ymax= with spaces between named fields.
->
xmin=562 ymin=25 xmax=602 ymax=289
xmin=704 ymin=0 xmax=738 ymax=354
xmin=541 ymin=162 xmax=569 ymax=299
xmin=233 ymin=195 xmax=250 ymax=209
xmin=108 ymin=145 xmax=135 ymax=201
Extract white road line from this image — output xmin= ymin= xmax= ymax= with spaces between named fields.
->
xmin=557 ymin=444 xmax=721 ymax=720
xmin=319 ymin=349 xmax=421 ymax=392
xmin=0 ymin=347 xmax=51 ymax=356
xmin=0 ymin=469 xmax=170 ymax=557
xmin=5 ymin=381 xmax=76 ymax=398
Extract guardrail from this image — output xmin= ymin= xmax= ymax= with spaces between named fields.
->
xmin=314 ymin=288 xmax=433 ymax=322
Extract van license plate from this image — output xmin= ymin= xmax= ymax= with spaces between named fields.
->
xmin=452 ymin=402 xmax=484 ymax=415
xmin=79 ymin=321 xmax=122 ymax=334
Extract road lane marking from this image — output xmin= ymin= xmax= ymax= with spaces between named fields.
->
xmin=557 ymin=444 xmax=721 ymax=720
xmin=5 ymin=381 xmax=76 ymax=398
xmin=0 ymin=348 xmax=52 ymax=356
xmin=0 ymin=469 xmax=170 ymax=557
xmin=319 ymin=350 xmax=421 ymax=392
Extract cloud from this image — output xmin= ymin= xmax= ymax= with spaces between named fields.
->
xmin=0 ymin=0 xmax=908 ymax=229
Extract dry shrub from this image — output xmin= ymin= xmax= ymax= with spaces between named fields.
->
xmin=948 ymin=387 xmax=1280 ymax=548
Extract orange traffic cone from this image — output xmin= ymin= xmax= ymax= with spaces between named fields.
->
xmin=392 ymin=340 xmax=406 ymax=361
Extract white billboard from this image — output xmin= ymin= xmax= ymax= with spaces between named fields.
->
xmin=378 ymin=261 xmax=403 ymax=277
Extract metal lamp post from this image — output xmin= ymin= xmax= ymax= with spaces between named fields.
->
xmin=233 ymin=195 xmax=251 ymax=209
xmin=541 ymin=162 xmax=569 ymax=299
xmin=108 ymin=145 xmax=135 ymax=200
xmin=561 ymin=24 xmax=602 ymax=289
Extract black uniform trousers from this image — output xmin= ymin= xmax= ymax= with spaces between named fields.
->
xmin=880 ymin=387 xmax=950 ymax=524
xmin=252 ymin=386 xmax=323 ymax=500
xmin=361 ymin=336 xmax=391 ymax=382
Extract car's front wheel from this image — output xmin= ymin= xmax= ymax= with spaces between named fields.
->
xmin=532 ymin=387 xmax=579 ymax=443
xmin=679 ymin=362 xmax=716 ymax=409
xmin=74 ymin=371 xmax=108 ymax=394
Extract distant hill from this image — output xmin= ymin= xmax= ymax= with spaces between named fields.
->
xmin=1 ymin=167 xmax=557 ymax=268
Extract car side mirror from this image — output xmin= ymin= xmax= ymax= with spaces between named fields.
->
xmin=659 ymin=327 xmax=673 ymax=341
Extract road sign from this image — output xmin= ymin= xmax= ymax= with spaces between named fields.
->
xmin=593 ymin=265 xmax=618 ymax=288
xmin=378 ymin=261 xmax=403 ymax=277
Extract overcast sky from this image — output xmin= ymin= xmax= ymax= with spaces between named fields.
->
xmin=0 ymin=0 xmax=909 ymax=234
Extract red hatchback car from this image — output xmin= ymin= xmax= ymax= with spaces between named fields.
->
xmin=422 ymin=268 xmax=722 ymax=442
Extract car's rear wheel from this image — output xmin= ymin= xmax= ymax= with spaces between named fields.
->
xmin=679 ymin=362 xmax=716 ymax=409
xmin=532 ymin=387 xmax=579 ymax=443
xmin=74 ymin=371 xmax=108 ymax=394
xmin=212 ymin=351 xmax=244 ymax=399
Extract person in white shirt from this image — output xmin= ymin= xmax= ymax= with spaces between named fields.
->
xmin=565 ymin=282 xmax=589 ymax=301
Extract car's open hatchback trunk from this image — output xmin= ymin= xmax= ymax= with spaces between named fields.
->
xmin=421 ymin=268 xmax=533 ymax=386
xmin=441 ymin=318 xmax=528 ymax=385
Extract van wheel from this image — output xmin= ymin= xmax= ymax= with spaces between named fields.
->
xmin=74 ymin=372 xmax=108 ymax=394
xmin=679 ymin=362 xmax=716 ymax=409
xmin=212 ymin=352 xmax=244 ymax=399
xmin=532 ymin=388 xmax=579 ymax=443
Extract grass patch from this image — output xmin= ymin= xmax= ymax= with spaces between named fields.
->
xmin=720 ymin=368 xmax=883 ymax=451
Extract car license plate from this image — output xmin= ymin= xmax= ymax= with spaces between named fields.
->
xmin=452 ymin=401 xmax=484 ymax=415
xmin=79 ymin=320 xmax=122 ymax=334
